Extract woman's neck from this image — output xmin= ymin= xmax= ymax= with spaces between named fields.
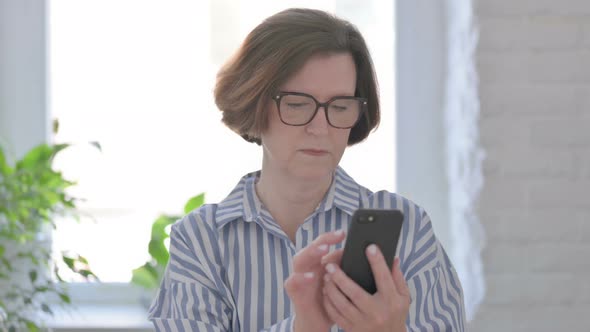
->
xmin=255 ymin=166 xmax=334 ymax=242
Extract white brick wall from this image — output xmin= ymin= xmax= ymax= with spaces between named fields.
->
xmin=469 ymin=0 xmax=590 ymax=330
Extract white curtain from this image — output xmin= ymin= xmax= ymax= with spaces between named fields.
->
xmin=445 ymin=0 xmax=486 ymax=321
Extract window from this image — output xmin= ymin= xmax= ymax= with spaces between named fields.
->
xmin=50 ymin=0 xmax=395 ymax=287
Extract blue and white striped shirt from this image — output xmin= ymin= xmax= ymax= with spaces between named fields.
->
xmin=148 ymin=167 xmax=465 ymax=331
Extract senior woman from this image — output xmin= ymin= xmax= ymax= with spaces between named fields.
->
xmin=148 ymin=8 xmax=465 ymax=332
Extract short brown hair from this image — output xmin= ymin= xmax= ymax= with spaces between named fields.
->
xmin=214 ymin=8 xmax=380 ymax=145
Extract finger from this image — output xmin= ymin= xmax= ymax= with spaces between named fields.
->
xmin=392 ymin=257 xmax=411 ymax=298
xmin=325 ymin=263 xmax=372 ymax=311
xmin=323 ymin=273 xmax=362 ymax=321
xmin=321 ymin=248 xmax=344 ymax=266
xmin=293 ymin=230 xmax=346 ymax=272
xmin=366 ymin=244 xmax=396 ymax=295
xmin=322 ymin=288 xmax=350 ymax=331
xmin=284 ymin=272 xmax=317 ymax=306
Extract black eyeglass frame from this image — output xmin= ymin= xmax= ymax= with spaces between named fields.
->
xmin=272 ymin=91 xmax=368 ymax=129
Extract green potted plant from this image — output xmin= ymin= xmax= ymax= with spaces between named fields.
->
xmin=131 ymin=193 xmax=205 ymax=303
xmin=0 ymin=143 xmax=98 ymax=331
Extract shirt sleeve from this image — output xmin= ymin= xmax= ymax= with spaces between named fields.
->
xmin=147 ymin=216 xmax=233 ymax=331
xmin=147 ymin=213 xmax=297 ymax=332
xmin=404 ymin=211 xmax=466 ymax=332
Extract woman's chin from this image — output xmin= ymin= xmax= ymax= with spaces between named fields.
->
xmin=291 ymin=164 xmax=336 ymax=181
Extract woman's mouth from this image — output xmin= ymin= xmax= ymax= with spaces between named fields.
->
xmin=300 ymin=149 xmax=329 ymax=156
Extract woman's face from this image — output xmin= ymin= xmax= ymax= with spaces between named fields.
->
xmin=260 ymin=52 xmax=356 ymax=180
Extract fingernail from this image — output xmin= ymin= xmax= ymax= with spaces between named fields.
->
xmin=318 ymin=244 xmax=328 ymax=252
xmin=368 ymin=244 xmax=378 ymax=256
xmin=304 ymin=272 xmax=315 ymax=279
xmin=334 ymin=230 xmax=344 ymax=236
xmin=326 ymin=263 xmax=336 ymax=274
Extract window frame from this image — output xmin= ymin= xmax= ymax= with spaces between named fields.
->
xmin=0 ymin=0 xmax=467 ymax=328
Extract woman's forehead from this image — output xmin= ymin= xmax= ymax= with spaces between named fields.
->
xmin=279 ymin=53 xmax=357 ymax=99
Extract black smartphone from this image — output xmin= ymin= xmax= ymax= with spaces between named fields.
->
xmin=340 ymin=208 xmax=404 ymax=294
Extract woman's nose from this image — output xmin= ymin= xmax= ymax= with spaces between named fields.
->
xmin=305 ymin=106 xmax=330 ymax=135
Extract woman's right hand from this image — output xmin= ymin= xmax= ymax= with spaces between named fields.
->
xmin=284 ymin=230 xmax=346 ymax=332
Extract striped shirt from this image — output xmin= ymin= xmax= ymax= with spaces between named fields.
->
xmin=148 ymin=166 xmax=465 ymax=331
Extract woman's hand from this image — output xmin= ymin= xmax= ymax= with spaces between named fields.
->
xmin=284 ymin=230 xmax=346 ymax=332
xmin=321 ymin=244 xmax=411 ymax=332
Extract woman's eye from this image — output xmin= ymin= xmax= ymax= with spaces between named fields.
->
xmin=331 ymin=105 xmax=348 ymax=111
xmin=287 ymin=103 xmax=309 ymax=108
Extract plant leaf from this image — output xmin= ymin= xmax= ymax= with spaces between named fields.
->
xmin=149 ymin=215 xmax=177 ymax=266
xmin=54 ymin=266 xmax=64 ymax=283
xmin=78 ymin=269 xmax=97 ymax=279
xmin=41 ymin=303 xmax=53 ymax=315
xmin=17 ymin=144 xmax=52 ymax=169
xmin=49 ymin=143 xmax=70 ymax=163
xmin=89 ymin=141 xmax=102 ymax=152
xmin=0 ymin=145 xmax=13 ymax=175
xmin=29 ymin=270 xmax=37 ymax=283
xmin=77 ymin=255 xmax=89 ymax=265
xmin=26 ymin=323 xmax=40 ymax=332
xmin=53 ymin=118 xmax=60 ymax=134
xmin=148 ymin=238 xmax=170 ymax=267
xmin=151 ymin=215 xmax=177 ymax=240
xmin=62 ymin=256 xmax=75 ymax=270
xmin=59 ymin=292 xmax=71 ymax=304
xmin=1 ymin=257 xmax=12 ymax=271
xmin=131 ymin=263 xmax=160 ymax=289
xmin=183 ymin=193 xmax=205 ymax=214
xmin=35 ymin=286 xmax=50 ymax=293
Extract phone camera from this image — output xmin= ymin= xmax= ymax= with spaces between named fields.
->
xmin=359 ymin=215 xmax=375 ymax=223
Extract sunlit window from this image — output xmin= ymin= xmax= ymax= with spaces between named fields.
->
xmin=50 ymin=0 xmax=395 ymax=283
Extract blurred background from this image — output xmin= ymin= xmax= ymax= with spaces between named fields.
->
xmin=0 ymin=0 xmax=588 ymax=331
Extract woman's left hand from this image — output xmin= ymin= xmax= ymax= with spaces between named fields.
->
xmin=321 ymin=244 xmax=411 ymax=332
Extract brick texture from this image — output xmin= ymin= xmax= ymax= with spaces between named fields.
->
xmin=470 ymin=0 xmax=590 ymax=330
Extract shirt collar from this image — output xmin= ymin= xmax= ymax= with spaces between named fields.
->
xmin=215 ymin=166 xmax=361 ymax=230
xmin=215 ymin=170 xmax=261 ymax=230
xmin=319 ymin=166 xmax=360 ymax=216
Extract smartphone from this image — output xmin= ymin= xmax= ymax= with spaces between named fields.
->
xmin=340 ymin=208 xmax=404 ymax=294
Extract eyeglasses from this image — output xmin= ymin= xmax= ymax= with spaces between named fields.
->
xmin=272 ymin=91 xmax=367 ymax=129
